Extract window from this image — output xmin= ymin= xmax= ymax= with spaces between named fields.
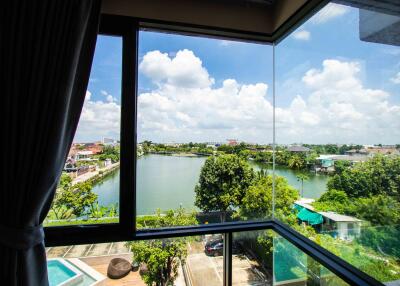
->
xmin=44 ymin=2 xmax=397 ymax=285
xmin=276 ymin=1 xmax=400 ymax=283
xmin=136 ymin=30 xmax=273 ymax=227
xmin=44 ymin=35 xmax=122 ymax=227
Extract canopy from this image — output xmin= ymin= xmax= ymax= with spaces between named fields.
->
xmin=297 ymin=207 xmax=323 ymax=225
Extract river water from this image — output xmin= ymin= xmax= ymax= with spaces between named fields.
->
xmin=92 ymin=154 xmax=329 ymax=215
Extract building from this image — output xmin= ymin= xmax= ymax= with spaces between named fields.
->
xmin=287 ymin=145 xmax=310 ymax=153
xmin=226 ymin=139 xmax=238 ymax=146
xmin=294 ymin=200 xmax=362 ymax=241
xmin=319 ymin=212 xmax=362 ymax=241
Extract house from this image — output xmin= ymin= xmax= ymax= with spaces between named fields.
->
xmin=287 ymin=145 xmax=310 ymax=153
xmin=227 ymin=139 xmax=238 ymax=146
xmin=319 ymin=212 xmax=362 ymax=241
xmin=75 ymin=150 xmax=94 ymax=161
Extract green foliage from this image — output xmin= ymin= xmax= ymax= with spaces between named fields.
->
xmin=58 ymin=173 xmax=72 ymax=190
xmin=314 ymin=189 xmax=400 ymax=226
xmin=51 ymin=181 xmax=97 ymax=219
xmin=357 ymin=225 xmax=400 ymax=259
xmin=252 ymin=151 xmax=273 ymax=163
xmin=313 ymin=189 xmax=350 ymax=214
xmin=327 ymin=155 xmax=400 ymax=199
xmin=288 ymin=155 xmax=305 ymax=170
xmin=239 ymin=175 xmax=299 ymax=220
xmin=194 ymin=154 xmax=255 ymax=221
xmin=346 ymin=195 xmax=400 ymax=226
xmin=332 ymin=160 xmax=351 ymax=175
xmin=128 ymin=208 xmax=196 ymax=286
xmin=296 ymin=173 xmax=309 ymax=197
xmin=98 ymin=145 xmax=120 ymax=162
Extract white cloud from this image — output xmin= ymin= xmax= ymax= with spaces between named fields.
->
xmin=75 ymin=90 xmax=120 ymax=142
xmin=292 ymin=30 xmax=311 ymax=41
xmin=138 ymin=49 xmax=400 ymax=144
xmin=390 ymin=72 xmax=400 ymax=84
xmin=310 ymin=3 xmax=349 ymax=24
xmin=139 ymin=49 xmax=214 ymax=88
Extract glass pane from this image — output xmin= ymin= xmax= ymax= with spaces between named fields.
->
xmin=137 ymin=31 xmax=273 ymax=227
xmin=45 ymin=35 xmax=122 ymax=226
xmin=276 ymin=0 xmax=400 ymax=283
xmin=232 ymin=230 xmax=349 ymax=286
xmin=47 ymin=234 xmax=222 ymax=286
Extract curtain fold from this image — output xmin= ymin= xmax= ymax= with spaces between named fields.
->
xmin=0 ymin=1 xmax=101 ymax=285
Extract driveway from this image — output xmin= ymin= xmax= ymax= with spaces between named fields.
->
xmin=186 ymin=240 xmax=269 ymax=286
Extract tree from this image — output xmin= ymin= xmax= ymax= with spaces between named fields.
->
xmin=128 ymin=208 xmax=197 ymax=286
xmin=288 ymin=155 xmax=305 ymax=170
xmin=195 ymin=154 xmax=255 ymax=222
xmin=99 ymin=145 xmax=120 ymax=162
xmin=327 ymin=155 xmax=400 ymax=199
xmin=296 ymin=173 xmax=309 ymax=197
xmin=239 ymin=174 xmax=299 ymax=221
xmin=313 ymin=189 xmax=350 ymax=214
xmin=58 ymin=173 xmax=72 ymax=190
xmin=51 ymin=181 xmax=97 ymax=219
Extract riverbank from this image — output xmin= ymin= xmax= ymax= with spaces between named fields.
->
xmin=148 ymin=151 xmax=211 ymax=157
xmin=72 ymin=162 xmax=120 ymax=185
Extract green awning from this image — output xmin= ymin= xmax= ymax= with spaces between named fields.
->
xmin=297 ymin=207 xmax=323 ymax=225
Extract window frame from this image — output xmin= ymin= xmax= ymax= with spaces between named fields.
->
xmin=43 ymin=13 xmax=384 ymax=286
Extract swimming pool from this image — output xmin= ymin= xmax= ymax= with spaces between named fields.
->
xmin=47 ymin=259 xmax=83 ymax=286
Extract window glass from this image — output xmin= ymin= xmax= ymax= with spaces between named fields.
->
xmin=46 ymin=234 xmax=222 ymax=286
xmin=137 ymin=31 xmax=273 ymax=227
xmin=45 ymin=35 xmax=122 ymax=227
xmin=276 ymin=1 xmax=400 ymax=283
xmin=232 ymin=230 xmax=349 ymax=285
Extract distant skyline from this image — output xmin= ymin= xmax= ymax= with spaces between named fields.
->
xmin=75 ymin=2 xmax=400 ymax=144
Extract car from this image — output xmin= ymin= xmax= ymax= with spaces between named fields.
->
xmin=205 ymin=239 xmax=223 ymax=256
xmin=204 ymin=238 xmax=242 ymax=256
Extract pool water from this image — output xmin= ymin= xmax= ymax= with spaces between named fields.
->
xmin=47 ymin=260 xmax=78 ymax=286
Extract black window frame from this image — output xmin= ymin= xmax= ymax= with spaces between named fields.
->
xmin=43 ymin=13 xmax=384 ymax=286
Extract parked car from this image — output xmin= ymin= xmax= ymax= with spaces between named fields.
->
xmin=205 ymin=239 xmax=223 ymax=256
xmin=204 ymin=238 xmax=242 ymax=256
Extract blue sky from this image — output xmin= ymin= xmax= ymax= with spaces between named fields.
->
xmin=76 ymin=2 xmax=400 ymax=144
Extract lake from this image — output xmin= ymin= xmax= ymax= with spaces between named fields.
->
xmin=92 ymin=154 xmax=329 ymax=215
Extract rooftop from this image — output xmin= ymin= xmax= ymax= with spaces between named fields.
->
xmin=319 ymin=212 xmax=362 ymax=222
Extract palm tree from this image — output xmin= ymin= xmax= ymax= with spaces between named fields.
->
xmin=288 ymin=155 xmax=304 ymax=170
xmin=296 ymin=173 xmax=309 ymax=198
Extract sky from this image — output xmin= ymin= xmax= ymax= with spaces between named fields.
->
xmin=75 ymin=2 xmax=400 ymax=145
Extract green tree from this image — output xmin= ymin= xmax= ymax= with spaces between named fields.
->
xmin=288 ymin=155 xmax=305 ymax=170
xmin=239 ymin=174 xmax=299 ymax=221
xmin=195 ymin=154 xmax=255 ymax=222
xmin=328 ymin=155 xmax=400 ymax=199
xmin=99 ymin=145 xmax=120 ymax=162
xmin=58 ymin=173 xmax=72 ymax=190
xmin=296 ymin=173 xmax=309 ymax=197
xmin=51 ymin=181 xmax=97 ymax=219
xmin=128 ymin=208 xmax=196 ymax=286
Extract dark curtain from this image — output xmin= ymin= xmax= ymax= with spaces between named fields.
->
xmin=0 ymin=1 xmax=101 ymax=285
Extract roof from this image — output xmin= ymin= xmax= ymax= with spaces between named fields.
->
xmin=294 ymin=199 xmax=315 ymax=211
xmin=297 ymin=208 xmax=324 ymax=225
xmin=317 ymin=154 xmax=369 ymax=162
xmin=77 ymin=151 xmax=93 ymax=155
xmin=287 ymin=146 xmax=310 ymax=152
xmin=319 ymin=212 xmax=362 ymax=222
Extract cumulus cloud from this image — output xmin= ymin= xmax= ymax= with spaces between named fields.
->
xmin=292 ymin=30 xmax=311 ymax=41
xmin=310 ymin=3 xmax=349 ymax=24
xmin=139 ymin=49 xmax=214 ymax=88
xmin=390 ymin=72 xmax=400 ymax=84
xmin=137 ymin=49 xmax=400 ymax=144
xmin=75 ymin=90 xmax=120 ymax=142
